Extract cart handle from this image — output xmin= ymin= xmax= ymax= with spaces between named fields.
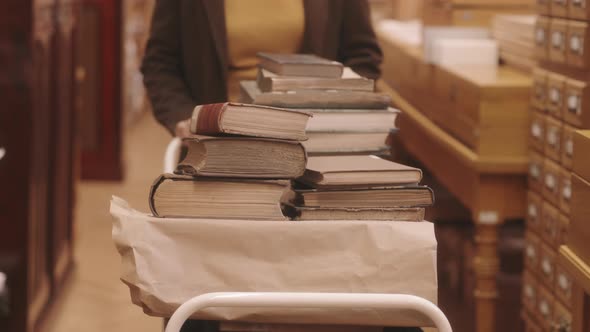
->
xmin=163 ymin=137 xmax=182 ymax=173
xmin=165 ymin=292 xmax=452 ymax=332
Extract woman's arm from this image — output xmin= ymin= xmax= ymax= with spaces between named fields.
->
xmin=337 ymin=0 xmax=383 ymax=80
xmin=141 ymin=0 xmax=195 ymax=135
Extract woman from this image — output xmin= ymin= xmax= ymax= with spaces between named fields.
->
xmin=142 ymin=1 xmax=420 ymax=331
xmin=141 ymin=0 xmax=383 ymax=138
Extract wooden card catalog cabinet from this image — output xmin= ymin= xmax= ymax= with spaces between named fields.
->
xmin=569 ymin=0 xmax=590 ymax=20
xmin=545 ymin=116 xmax=563 ymax=161
xmin=552 ymin=0 xmax=570 ymax=17
xmin=550 ymin=19 xmax=568 ymax=63
xmin=528 ymin=191 xmax=543 ymax=232
xmin=537 ymin=16 xmax=551 ymax=60
xmin=564 ymin=78 xmax=590 ymax=128
xmin=531 ymin=111 xmax=547 ymax=152
xmin=541 ymin=202 xmax=560 ymax=248
xmin=560 ymin=168 xmax=572 ymax=214
xmin=543 ymin=158 xmax=562 ymax=205
xmin=573 ymin=130 xmax=590 ymax=181
xmin=530 ymin=151 xmax=546 ymax=193
xmin=532 ymin=68 xmax=548 ymax=111
xmin=567 ymin=21 xmax=590 ymax=68
xmin=557 ymin=213 xmax=570 ymax=249
xmin=548 ymin=73 xmax=566 ymax=118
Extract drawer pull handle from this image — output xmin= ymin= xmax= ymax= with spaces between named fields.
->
xmin=539 ymin=301 xmax=550 ymax=316
xmin=524 ymin=284 xmax=535 ymax=299
xmin=567 ymin=95 xmax=580 ymax=114
xmin=558 ymin=274 xmax=570 ymax=291
xmin=563 ymin=183 xmax=572 ymax=200
xmin=566 ymin=139 xmax=574 ymax=156
xmin=550 ymin=88 xmax=561 ymax=104
xmin=542 ymin=259 xmax=553 ymax=275
xmin=536 ymin=28 xmax=546 ymax=44
xmin=530 ymin=164 xmax=541 ymax=178
xmin=553 ymin=31 xmax=564 ymax=49
xmin=527 ymin=245 xmax=537 ymax=260
xmin=532 ymin=123 xmax=543 ymax=138
xmin=547 ymin=129 xmax=559 ymax=146
xmin=570 ymin=35 xmax=583 ymax=54
xmin=529 ymin=204 xmax=538 ymax=218
xmin=546 ymin=174 xmax=556 ymax=189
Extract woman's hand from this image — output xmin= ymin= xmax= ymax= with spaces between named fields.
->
xmin=175 ymin=119 xmax=191 ymax=138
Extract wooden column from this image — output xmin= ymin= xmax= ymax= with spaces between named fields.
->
xmin=473 ymin=221 xmax=500 ymax=332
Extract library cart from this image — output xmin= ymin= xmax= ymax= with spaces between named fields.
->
xmin=162 ymin=139 xmax=452 ymax=332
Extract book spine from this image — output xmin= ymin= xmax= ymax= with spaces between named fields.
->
xmin=190 ymin=103 xmax=226 ymax=135
xmin=148 ymin=174 xmax=167 ymax=217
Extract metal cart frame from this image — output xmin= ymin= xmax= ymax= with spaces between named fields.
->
xmin=162 ymin=139 xmax=452 ymax=332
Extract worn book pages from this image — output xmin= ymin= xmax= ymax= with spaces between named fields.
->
xmin=110 ymin=197 xmax=438 ymax=327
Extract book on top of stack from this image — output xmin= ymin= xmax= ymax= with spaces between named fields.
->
xmin=239 ymin=53 xmax=397 ymax=156
xmin=285 ymin=155 xmax=434 ymax=222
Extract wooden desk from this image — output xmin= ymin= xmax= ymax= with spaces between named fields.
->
xmin=377 ymin=33 xmax=531 ymax=332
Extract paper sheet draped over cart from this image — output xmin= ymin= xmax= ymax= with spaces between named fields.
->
xmin=110 ymin=196 xmax=438 ymax=327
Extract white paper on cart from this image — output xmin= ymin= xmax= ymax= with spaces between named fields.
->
xmin=110 ymin=196 xmax=438 ymax=328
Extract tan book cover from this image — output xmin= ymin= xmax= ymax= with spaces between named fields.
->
xmin=257 ymin=67 xmax=374 ymax=92
xmin=298 ymin=155 xmax=422 ymax=188
xmin=256 ymin=53 xmax=344 ymax=78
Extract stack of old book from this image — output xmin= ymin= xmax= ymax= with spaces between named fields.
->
xmin=286 ymin=155 xmax=434 ymax=222
xmin=149 ymin=102 xmax=312 ymax=220
xmin=240 ymin=53 xmax=397 ymax=156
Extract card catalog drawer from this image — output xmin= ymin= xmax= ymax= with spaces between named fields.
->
xmin=552 ymin=300 xmax=572 ymax=332
xmin=554 ymin=262 xmax=574 ymax=307
xmin=532 ymin=68 xmax=548 ymax=111
xmin=567 ymin=20 xmax=590 ymax=68
xmin=530 ymin=111 xmax=546 ymax=152
xmin=550 ymin=19 xmax=568 ymax=63
xmin=561 ymin=124 xmax=576 ymax=169
xmin=545 ymin=116 xmax=563 ymax=162
xmin=536 ymin=16 xmax=550 ymax=61
xmin=569 ymin=0 xmax=590 ymax=20
xmin=563 ymin=78 xmax=590 ymax=128
xmin=552 ymin=0 xmax=569 ymax=17
xmin=529 ymin=152 xmax=545 ymax=194
xmin=528 ymin=191 xmax=543 ymax=232
xmin=559 ymin=168 xmax=572 ymax=215
xmin=539 ymin=244 xmax=556 ymax=289
xmin=525 ymin=231 xmax=541 ymax=271
xmin=543 ymin=158 xmax=562 ymax=205
xmin=522 ymin=271 xmax=539 ymax=314
xmin=536 ymin=285 xmax=555 ymax=330
xmin=547 ymin=73 xmax=566 ymax=118
xmin=557 ymin=213 xmax=570 ymax=247
xmin=541 ymin=202 xmax=560 ymax=248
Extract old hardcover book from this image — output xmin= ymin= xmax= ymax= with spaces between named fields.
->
xmin=295 ymin=186 xmax=434 ymax=208
xmin=305 ymin=107 xmax=399 ymax=132
xmin=286 ymin=205 xmax=425 ymax=222
xmin=298 ymin=155 xmax=422 ymax=188
xmin=240 ymin=80 xmax=391 ymax=109
xmin=176 ymin=136 xmax=307 ymax=179
xmin=257 ymin=67 xmax=374 ymax=92
xmin=189 ymin=102 xmax=312 ymax=141
xmin=149 ymin=174 xmax=288 ymax=220
xmin=302 ymin=131 xmax=391 ymax=155
xmin=257 ymin=53 xmax=344 ymax=78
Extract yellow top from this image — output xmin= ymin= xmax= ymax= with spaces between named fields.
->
xmin=225 ymin=0 xmax=305 ymax=101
